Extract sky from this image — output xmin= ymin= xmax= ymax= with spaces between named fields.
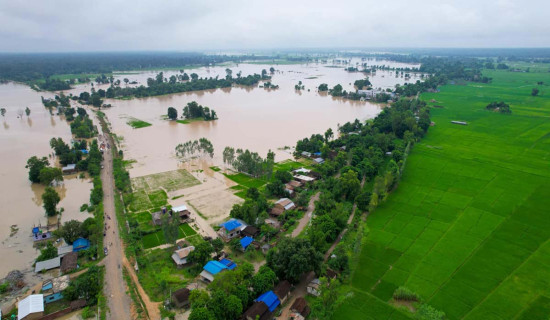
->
xmin=0 ymin=0 xmax=548 ymax=52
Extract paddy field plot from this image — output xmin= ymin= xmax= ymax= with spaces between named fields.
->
xmin=342 ymin=70 xmax=550 ymax=319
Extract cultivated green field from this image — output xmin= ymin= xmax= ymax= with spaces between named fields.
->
xmin=339 ymin=70 xmax=550 ymax=319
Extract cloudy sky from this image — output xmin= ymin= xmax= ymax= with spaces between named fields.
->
xmin=0 ymin=0 xmax=548 ymax=52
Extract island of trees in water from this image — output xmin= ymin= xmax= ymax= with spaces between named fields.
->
xmin=168 ymin=101 xmax=218 ymax=122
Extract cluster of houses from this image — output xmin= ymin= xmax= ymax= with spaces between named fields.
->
xmin=34 ymin=238 xmax=89 ymax=274
xmin=15 ymin=270 xmax=89 ymax=319
xmin=300 ymin=152 xmax=325 ymax=165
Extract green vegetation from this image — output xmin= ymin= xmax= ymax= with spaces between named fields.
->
xmin=182 ymin=101 xmax=218 ymax=121
xmin=131 ymin=169 xmax=199 ymax=194
xmin=42 ymin=186 xmax=61 ymax=217
xmin=346 ymin=69 xmax=550 ymax=319
xmin=127 ymin=118 xmax=152 ymax=129
xmin=141 ymin=224 xmax=197 ymax=249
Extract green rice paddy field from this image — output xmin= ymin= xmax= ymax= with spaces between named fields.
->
xmin=336 ymin=70 xmax=550 ymax=319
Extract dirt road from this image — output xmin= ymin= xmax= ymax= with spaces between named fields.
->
xmin=291 ymin=192 xmax=320 ymax=237
xmin=100 ymin=135 xmax=132 ymax=320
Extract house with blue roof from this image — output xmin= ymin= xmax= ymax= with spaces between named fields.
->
xmin=72 ymin=238 xmax=90 ymax=252
xmin=255 ymin=291 xmax=280 ymax=312
xmin=218 ymin=219 xmax=243 ymax=240
xmin=200 ymin=260 xmax=229 ymax=282
xmin=219 ymin=258 xmax=237 ymax=270
xmin=240 ymin=236 xmax=254 ymax=251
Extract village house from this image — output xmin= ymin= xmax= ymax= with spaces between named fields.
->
xmin=240 ymin=236 xmax=254 ymax=251
xmin=307 ymin=278 xmax=321 ymax=296
xmin=293 ymin=174 xmax=315 ymax=184
xmin=171 ymin=246 xmax=195 ymax=267
xmin=254 ymin=291 xmax=280 ymax=314
xmin=172 ymin=204 xmax=191 ymax=222
xmin=172 ymin=288 xmax=190 ymax=308
xmin=292 ymin=167 xmax=311 ymax=175
xmin=60 ymin=251 xmax=78 ymax=273
xmin=241 ymin=225 xmax=259 ymax=238
xmin=313 ymin=157 xmax=325 ymax=165
xmin=61 ymin=164 xmax=77 ymax=175
xmin=290 ymin=297 xmax=311 ymax=319
xmin=35 ymin=256 xmax=61 ymax=273
xmin=270 ymin=198 xmax=296 ymax=217
xmin=200 ymin=260 xmax=229 ymax=282
xmin=17 ymin=294 xmax=44 ymax=320
xmin=57 ymin=245 xmax=73 ymax=257
xmin=243 ymin=301 xmax=271 ymax=320
xmin=41 ymin=275 xmax=70 ymax=304
xmin=72 ymin=238 xmax=90 ymax=252
xmin=273 ymin=280 xmax=291 ymax=304
xmin=218 ymin=219 xmax=243 ymax=240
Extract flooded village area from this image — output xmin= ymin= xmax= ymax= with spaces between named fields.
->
xmin=0 ymin=57 xmax=421 ymax=318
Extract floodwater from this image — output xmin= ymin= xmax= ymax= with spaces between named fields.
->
xmin=99 ymin=59 xmax=421 ymax=177
xmin=0 ymin=83 xmax=93 ymax=281
xmin=0 ymin=58 xmax=420 ymax=281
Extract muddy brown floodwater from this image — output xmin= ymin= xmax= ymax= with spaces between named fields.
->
xmin=0 ymin=58 xmax=420 ymax=287
xmin=99 ymin=59 xmax=421 ymax=176
xmin=0 ymin=83 xmax=93 ymax=284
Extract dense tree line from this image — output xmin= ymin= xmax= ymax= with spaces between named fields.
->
xmin=0 ymin=52 xmax=270 ymax=83
xmin=223 ymin=147 xmax=275 ymax=178
xmin=175 ymin=138 xmax=214 ymax=159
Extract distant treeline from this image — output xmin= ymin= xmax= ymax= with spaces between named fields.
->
xmin=0 ymin=52 xmax=270 ymax=83
xmin=92 ymin=71 xmax=270 ymax=99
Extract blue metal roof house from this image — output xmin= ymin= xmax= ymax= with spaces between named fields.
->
xmin=219 ymin=258 xmax=237 ymax=270
xmin=240 ymin=236 xmax=253 ymax=251
xmin=200 ymin=260 xmax=229 ymax=282
xmin=72 ymin=238 xmax=90 ymax=252
xmin=255 ymin=291 xmax=280 ymax=312
xmin=218 ymin=219 xmax=243 ymax=240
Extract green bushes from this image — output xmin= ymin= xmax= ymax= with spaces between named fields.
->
xmin=393 ymin=287 xmax=419 ymax=302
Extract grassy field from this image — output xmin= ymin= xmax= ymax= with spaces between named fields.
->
xmin=131 ymin=169 xmax=200 ymax=193
xmin=127 ymin=118 xmax=152 ymax=128
xmin=341 ymin=69 xmax=550 ymax=319
xmin=141 ymin=223 xmax=198 ymax=249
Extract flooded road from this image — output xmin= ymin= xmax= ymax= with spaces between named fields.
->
xmin=0 ymin=83 xmax=92 ymax=280
xmin=100 ymin=60 xmax=421 ymax=177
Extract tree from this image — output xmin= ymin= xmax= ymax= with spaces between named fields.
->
xmin=211 ymin=238 xmax=224 ymax=256
xmin=270 ymin=67 xmax=275 ymax=74
xmin=38 ymin=167 xmax=63 ymax=185
xmin=188 ymin=242 xmax=213 ymax=266
xmin=318 ymin=83 xmax=328 ymax=91
xmin=36 ymin=242 xmax=58 ymax=262
xmin=124 ymin=78 xmax=129 ymax=85
xmin=0 ymin=108 xmax=6 ymax=117
xmin=60 ymin=220 xmax=84 ymax=244
xmin=25 ymin=107 xmax=31 ymax=117
xmin=189 ymin=307 xmax=214 ymax=320
xmin=324 ymin=128 xmax=333 ymax=142
xmin=266 ymin=237 xmax=322 ymax=284
xmin=251 ymin=265 xmax=277 ymax=295
xmin=310 ymin=277 xmax=338 ymax=319
xmin=167 ymin=107 xmax=178 ymax=120
xmin=338 ymin=170 xmax=361 ymax=200
xmin=42 ymin=186 xmax=60 ymax=217
xmin=208 ymin=290 xmax=242 ymax=320
xmin=161 ymin=214 xmax=179 ymax=245
xmin=26 ymin=156 xmax=49 ymax=183
xmin=532 ymin=88 xmax=539 ymax=96
xmin=189 ymin=289 xmax=210 ymax=308
xmin=63 ymin=266 xmax=101 ymax=304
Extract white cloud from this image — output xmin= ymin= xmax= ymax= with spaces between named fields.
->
xmin=0 ymin=0 xmax=548 ymax=51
